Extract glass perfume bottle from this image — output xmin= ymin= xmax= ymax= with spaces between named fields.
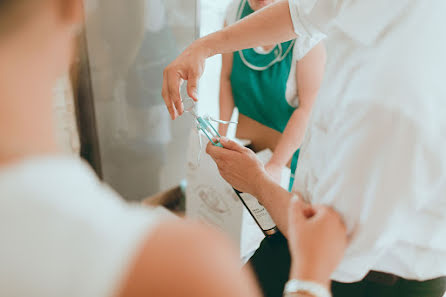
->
xmin=184 ymin=98 xmax=278 ymax=236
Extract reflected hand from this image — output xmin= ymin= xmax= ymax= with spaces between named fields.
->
xmin=162 ymin=41 xmax=210 ymax=119
xmin=288 ymin=197 xmax=347 ymax=287
xmin=264 ymin=161 xmax=282 ymax=184
xmin=206 ymin=137 xmax=268 ymax=196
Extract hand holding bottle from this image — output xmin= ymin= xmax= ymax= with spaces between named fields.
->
xmin=206 ymin=137 xmax=268 ymax=197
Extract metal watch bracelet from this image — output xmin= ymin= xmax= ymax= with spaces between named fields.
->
xmin=283 ymin=279 xmax=331 ymax=297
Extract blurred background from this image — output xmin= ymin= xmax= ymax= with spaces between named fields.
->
xmin=58 ymin=0 xmax=232 ymax=201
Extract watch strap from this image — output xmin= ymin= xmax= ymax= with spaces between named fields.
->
xmin=283 ymin=279 xmax=331 ymax=297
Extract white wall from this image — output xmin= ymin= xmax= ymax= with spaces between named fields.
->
xmin=83 ymin=0 xmax=234 ymax=200
xmin=197 ymin=0 xmax=233 ymax=118
xmin=84 ymin=0 xmax=197 ymax=200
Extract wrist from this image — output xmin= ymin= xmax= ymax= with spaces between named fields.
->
xmin=268 ymin=153 xmax=287 ymax=167
xmin=289 ymin=265 xmax=331 ymax=289
xmin=267 ymin=159 xmax=285 ymax=168
xmin=252 ymin=172 xmax=276 ymax=202
xmin=218 ymin=126 xmax=228 ymax=137
xmin=197 ymin=36 xmax=217 ymax=58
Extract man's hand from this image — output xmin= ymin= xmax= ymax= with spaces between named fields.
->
xmin=264 ymin=161 xmax=283 ymax=184
xmin=206 ymin=137 xmax=269 ymax=196
xmin=288 ymin=196 xmax=347 ymax=288
xmin=161 ymin=1 xmax=296 ymax=120
xmin=162 ymin=41 xmax=210 ymax=120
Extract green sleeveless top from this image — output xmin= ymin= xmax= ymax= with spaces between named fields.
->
xmin=230 ymin=0 xmax=297 ymax=133
xmin=230 ymin=0 xmax=300 ymax=191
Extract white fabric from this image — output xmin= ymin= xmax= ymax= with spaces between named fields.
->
xmin=0 ymin=157 xmax=165 ymax=297
xmin=145 ymin=0 xmax=167 ymax=32
xmin=289 ymin=0 xmax=446 ymax=282
xmin=225 ymin=0 xmax=324 ymax=107
xmin=224 ymin=0 xmax=240 ymax=26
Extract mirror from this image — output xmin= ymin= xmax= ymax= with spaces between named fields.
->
xmin=78 ymin=0 xmax=199 ymax=200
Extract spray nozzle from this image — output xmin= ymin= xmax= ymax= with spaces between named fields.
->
xmin=182 ymin=97 xmax=238 ymax=164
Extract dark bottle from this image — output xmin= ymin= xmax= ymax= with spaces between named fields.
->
xmin=234 ymin=189 xmax=278 ymax=236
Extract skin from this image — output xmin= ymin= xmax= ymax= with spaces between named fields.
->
xmin=287 ymin=197 xmax=347 ymax=287
xmin=162 ymin=0 xmax=348 ymax=291
xmin=162 ymin=0 xmax=297 ymax=119
xmin=206 ymin=137 xmax=297 ymax=236
xmin=206 ymin=138 xmax=348 ymax=287
xmin=248 ymin=0 xmax=276 ymax=11
xmin=0 ymin=3 xmax=259 ymax=297
xmin=0 ymin=0 xmax=346 ymax=296
xmin=0 ymin=0 xmax=79 ymax=165
xmin=265 ymin=42 xmax=326 ymax=183
xmin=161 ymin=0 xmax=331 ymax=237
xmin=117 ymin=220 xmax=262 ymax=297
xmin=218 ymin=1 xmax=326 ymax=184
xmin=217 ymin=22 xmax=235 ymax=137
xmin=218 ymin=17 xmax=326 ymax=183
xmin=218 ymin=0 xmax=279 ymax=140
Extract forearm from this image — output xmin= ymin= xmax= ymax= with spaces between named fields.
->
xmin=253 ymin=180 xmax=328 ymax=296
xmin=270 ymin=108 xmax=311 ymax=166
xmin=199 ymin=0 xmax=296 ymax=57
xmin=254 ymin=175 xmax=296 ymax=237
xmin=272 ymin=41 xmax=326 ymax=166
xmin=218 ymin=79 xmax=235 ymax=136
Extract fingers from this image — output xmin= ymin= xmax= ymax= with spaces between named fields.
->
xmin=187 ymin=73 xmax=199 ymax=102
xmin=162 ymin=72 xmax=177 ymax=120
xmin=162 ymin=68 xmax=183 ymax=119
xmin=219 ymin=137 xmax=249 ymax=153
xmin=206 ymin=140 xmax=249 ymax=173
xmin=288 ymin=196 xmax=346 ymax=234
xmin=206 ymin=137 xmax=249 ymax=160
xmin=169 ymin=73 xmax=184 ymax=117
xmin=288 ymin=195 xmax=308 ymax=228
xmin=310 ymin=205 xmax=347 ymax=232
xmin=206 ymin=141 xmax=222 ymax=160
xmin=289 ymin=195 xmax=314 ymax=228
xmin=311 ymin=205 xmax=337 ymax=220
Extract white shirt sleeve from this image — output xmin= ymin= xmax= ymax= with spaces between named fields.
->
xmin=287 ymin=0 xmax=330 ymax=59
xmin=287 ymin=0 xmax=412 ymax=45
xmin=293 ymin=30 xmax=324 ymax=61
xmin=310 ymin=102 xmax=446 ymax=260
xmin=225 ymin=0 xmax=241 ymax=26
xmin=288 ymin=0 xmax=343 ymax=39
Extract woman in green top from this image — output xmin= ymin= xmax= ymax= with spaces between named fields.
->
xmin=218 ymin=0 xmax=326 ymax=190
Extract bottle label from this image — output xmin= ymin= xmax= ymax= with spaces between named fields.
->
xmin=238 ymin=192 xmax=276 ymax=231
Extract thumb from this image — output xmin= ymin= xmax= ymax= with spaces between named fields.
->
xmin=219 ymin=137 xmax=248 ymax=153
xmin=187 ymin=74 xmax=199 ymax=101
xmin=288 ymin=195 xmax=308 ymax=232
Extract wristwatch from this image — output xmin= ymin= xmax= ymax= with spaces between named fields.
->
xmin=283 ymin=279 xmax=331 ymax=297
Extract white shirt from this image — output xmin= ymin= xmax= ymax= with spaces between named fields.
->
xmin=289 ymin=0 xmax=446 ymax=282
xmin=0 ymin=157 xmax=165 ymax=297
xmin=225 ymin=0 xmax=325 ymax=107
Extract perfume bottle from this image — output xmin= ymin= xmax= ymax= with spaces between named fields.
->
xmin=184 ymin=98 xmax=278 ymax=236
